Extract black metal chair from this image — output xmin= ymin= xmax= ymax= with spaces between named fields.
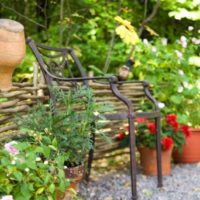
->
xmin=27 ymin=37 xmax=162 ymax=200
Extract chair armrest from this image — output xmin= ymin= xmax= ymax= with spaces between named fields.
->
xmin=117 ymin=80 xmax=160 ymax=111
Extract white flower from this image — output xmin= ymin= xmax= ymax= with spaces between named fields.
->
xmin=175 ymin=50 xmax=183 ymax=60
xmin=11 ymin=160 xmax=16 ymax=165
xmin=178 ymin=70 xmax=184 ymax=76
xmin=183 ymin=81 xmax=189 ymax=88
xmin=180 ymin=36 xmax=187 ymax=42
xmin=178 ymin=86 xmax=184 ymax=93
xmin=151 ymin=47 xmax=157 ymax=53
xmin=25 ymin=168 xmax=30 ymax=172
xmin=192 ymin=37 xmax=200 ymax=45
xmin=64 ymin=166 xmax=67 ymax=169
xmin=188 ymin=26 xmax=194 ymax=31
xmin=93 ymin=111 xmax=99 ymax=116
xmin=0 ymin=195 xmax=14 ymax=200
xmin=180 ymin=36 xmax=187 ymax=48
xmin=36 ymin=157 xmax=41 ymax=161
xmin=198 ymin=29 xmax=200 ymax=34
xmin=158 ymin=102 xmax=165 ymax=109
xmin=161 ymin=38 xmax=168 ymax=45
xmin=44 ymin=160 xmax=48 ymax=165
xmin=143 ymin=38 xmax=149 ymax=45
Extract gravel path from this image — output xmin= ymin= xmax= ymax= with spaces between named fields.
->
xmin=79 ymin=164 xmax=200 ymax=200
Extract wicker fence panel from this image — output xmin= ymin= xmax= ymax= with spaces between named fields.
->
xmin=0 ymin=81 xmax=147 ymax=159
xmin=0 ymin=83 xmax=48 ymax=140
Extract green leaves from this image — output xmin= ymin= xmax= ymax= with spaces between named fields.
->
xmin=170 ymin=95 xmax=182 ymax=105
xmin=13 ymin=172 xmax=23 ymax=182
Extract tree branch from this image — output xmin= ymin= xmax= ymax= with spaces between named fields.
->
xmin=103 ymin=0 xmax=122 ymax=73
xmin=127 ymin=0 xmax=160 ymax=59
xmin=0 ymin=3 xmax=46 ymax=28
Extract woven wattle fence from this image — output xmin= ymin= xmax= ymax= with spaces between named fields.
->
xmin=0 ymin=69 xmax=148 ymax=159
xmin=0 ymin=82 xmax=49 ymax=140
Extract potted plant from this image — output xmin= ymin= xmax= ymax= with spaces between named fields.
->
xmin=172 ymin=117 xmax=200 ymax=163
xmin=16 ymin=86 xmax=110 ymax=195
xmin=136 ymin=114 xmax=189 ymax=176
xmin=0 ymin=138 xmax=69 ymax=200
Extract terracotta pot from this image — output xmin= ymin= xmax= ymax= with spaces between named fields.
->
xmin=56 ymin=164 xmax=84 ymax=200
xmin=0 ymin=19 xmax=26 ymax=91
xmin=173 ymin=128 xmax=200 ymax=163
xmin=139 ymin=145 xmax=173 ymax=176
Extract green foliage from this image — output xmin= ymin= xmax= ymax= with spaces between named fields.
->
xmin=16 ymin=86 xmax=112 ymax=166
xmin=0 ymin=140 xmax=69 ymax=200
xmin=156 ymin=0 xmax=200 ymax=21
xmin=133 ymin=28 xmax=200 ymax=126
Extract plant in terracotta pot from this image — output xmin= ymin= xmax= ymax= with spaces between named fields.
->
xmin=16 ymin=86 xmax=110 ymax=198
xmin=171 ymin=113 xmax=200 ymax=163
xmin=136 ymin=114 xmax=189 ymax=176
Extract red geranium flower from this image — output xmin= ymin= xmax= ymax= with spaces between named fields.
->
xmin=115 ymin=132 xmax=126 ymax=141
xmin=170 ymin=121 xmax=179 ymax=132
xmin=166 ymin=114 xmax=177 ymax=124
xmin=161 ymin=136 xmax=173 ymax=150
xmin=181 ymin=124 xmax=190 ymax=137
xmin=147 ymin=122 xmax=156 ymax=135
xmin=136 ymin=117 xmax=147 ymax=123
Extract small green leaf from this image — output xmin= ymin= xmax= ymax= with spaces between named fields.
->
xmin=13 ymin=172 xmax=23 ymax=182
xmin=36 ymin=187 xmax=45 ymax=195
xmin=170 ymin=95 xmax=182 ymax=104
xmin=48 ymin=183 xmax=55 ymax=193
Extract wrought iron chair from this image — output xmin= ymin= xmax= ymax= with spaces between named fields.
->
xmin=27 ymin=37 xmax=162 ymax=200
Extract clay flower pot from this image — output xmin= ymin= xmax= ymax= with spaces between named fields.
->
xmin=139 ymin=145 xmax=173 ymax=176
xmin=0 ymin=19 xmax=26 ymax=91
xmin=56 ymin=164 xmax=84 ymax=200
xmin=173 ymin=128 xmax=200 ymax=163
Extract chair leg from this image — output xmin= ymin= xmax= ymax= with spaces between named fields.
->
xmin=85 ymin=131 xmax=95 ymax=182
xmin=128 ymin=115 xmax=137 ymax=200
xmin=155 ymin=117 xmax=163 ymax=187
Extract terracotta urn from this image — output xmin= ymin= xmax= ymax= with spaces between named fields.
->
xmin=0 ymin=19 xmax=26 ymax=91
xmin=139 ymin=145 xmax=173 ymax=176
xmin=173 ymin=128 xmax=200 ymax=163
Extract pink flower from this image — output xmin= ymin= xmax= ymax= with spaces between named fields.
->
xmin=4 ymin=141 xmax=19 ymax=156
xmin=0 ymin=195 xmax=14 ymax=200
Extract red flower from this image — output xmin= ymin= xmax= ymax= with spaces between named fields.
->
xmin=181 ymin=124 xmax=190 ymax=137
xmin=136 ymin=117 xmax=147 ymax=123
xmin=170 ymin=121 xmax=179 ymax=132
xmin=166 ymin=114 xmax=177 ymax=124
xmin=161 ymin=136 xmax=173 ymax=150
xmin=147 ymin=122 xmax=156 ymax=135
xmin=115 ymin=132 xmax=126 ymax=141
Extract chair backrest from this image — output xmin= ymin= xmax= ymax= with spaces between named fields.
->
xmin=26 ymin=37 xmax=88 ymax=85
